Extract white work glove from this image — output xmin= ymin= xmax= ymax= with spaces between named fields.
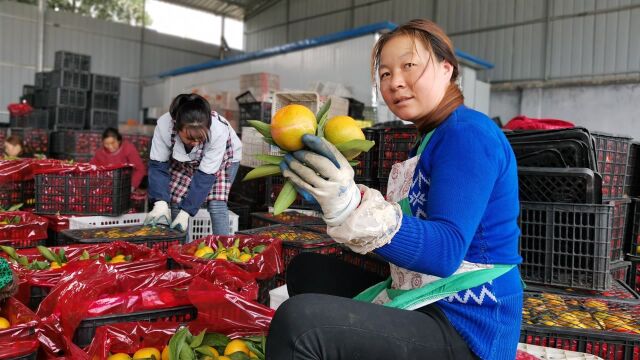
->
xmin=327 ymin=185 xmax=403 ymax=254
xmin=170 ymin=210 xmax=190 ymax=232
xmin=281 ymin=135 xmax=361 ymax=226
xmin=143 ymin=200 xmax=171 ymax=226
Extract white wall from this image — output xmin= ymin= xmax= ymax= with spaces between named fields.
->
xmin=0 ymin=1 xmax=222 ymax=125
xmin=490 ymin=84 xmax=640 ymax=140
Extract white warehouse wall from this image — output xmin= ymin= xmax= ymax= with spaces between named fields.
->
xmin=490 ymin=84 xmax=640 ymax=140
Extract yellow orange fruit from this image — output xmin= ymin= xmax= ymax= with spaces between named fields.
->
xmin=161 ymin=346 xmax=169 ymax=360
xmin=239 ymin=253 xmax=252 ymax=263
xmin=216 ymin=252 xmax=228 ymax=260
xmin=224 ymin=339 xmax=250 ymax=356
xmin=218 ymin=357 xmax=231 ymax=360
xmin=49 ymin=262 xmax=65 ymax=269
xmin=250 ymin=351 xmax=259 ymax=358
xmin=0 ymin=316 xmax=10 ymax=329
xmin=323 ymin=115 xmax=366 ymax=160
xmin=194 ymin=246 xmax=215 ymax=258
xmin=271 ymin=105 xmax=317 ymax=151
xmin=227 ymin=246 xmax=241 ymax=259
xmin=107 ymin=354 xmax=131 ymax=360
xmin=133 ymin=347 xmax=161 ymax=359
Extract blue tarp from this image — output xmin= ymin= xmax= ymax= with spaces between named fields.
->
xmin=159 ymin=21 xmax=493 ymax=78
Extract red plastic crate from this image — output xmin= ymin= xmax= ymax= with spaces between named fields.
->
xmin=376 ymin=126 xmax=418 ymax=178
xmin=0 ymin=180 xmax=34 ymax=209
xmin=593 ymin=132 xmax=633 ymax=200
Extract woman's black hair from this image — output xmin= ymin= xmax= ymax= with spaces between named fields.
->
xmin=102 ymin=127 xmax=122 ymax=142
xmin=169 ymin=93 xmax=212 ymax=142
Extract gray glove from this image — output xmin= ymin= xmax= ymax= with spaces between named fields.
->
xmin=282 ymin=135 xmax=361 ymax=226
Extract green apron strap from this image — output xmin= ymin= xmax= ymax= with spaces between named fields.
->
xmin=354 ymin=265 xmax=515 ymax=310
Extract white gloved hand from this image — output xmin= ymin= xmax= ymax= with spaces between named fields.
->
xmin=282 ymin=135 xmax=361 ymax=226
xmin=143 ymin=200 xmax=171 ymax=226
xmin=327 ymin=185 xmax=403 ymax=254
xmin=170 ymin=210 xmax=190 ymax=232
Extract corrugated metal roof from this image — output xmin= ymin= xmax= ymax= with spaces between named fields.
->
xmin=165 ymin=0 xmax=276 ymax=20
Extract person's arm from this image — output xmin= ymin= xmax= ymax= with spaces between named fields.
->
xmin=147 ymin=114 xmax=173 ymax=203
xmin=178 ymin=116 xmax=228 ymax=216
xmin=124 ymin=141 xmax=146 ymax=189
xmin=374 ymin=123 xmax=501 ymax=277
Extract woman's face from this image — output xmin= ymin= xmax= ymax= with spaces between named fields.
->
xmin=103 ymin=136 xmax=121 ymax=153
xmin=378 ymin=35 xmax=453 ymax=123
xmin=178 ymin=129 xmax=202 ymax=148
xmin=4 ymin=143 xmax=22 ymax=157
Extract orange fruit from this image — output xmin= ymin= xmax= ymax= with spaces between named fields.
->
xmin=133 ymin=347 xmax=161 ymax=359
xmin=107 ymin=354 xmax=131 ymax=360
xmin=0 ymin=316 xmax=10 ymax=329
xmin=239 ymin=253 xmax=252 ymax=263
xmin=161 ymin=346 xmax=169 ymax=360
xmin=194 ymin=246 xmax=214 ymax=258
xmin=323 ymin=115 xmax=365 ymax=160
xmin=271 ymin=105 xmax=317 ymax=151
xmin=50 ymin=262 xmax=65 ymax=269
xmin=218 ymin=357 xmax=231 ymax=360
xmin=216 ymin=251 xmax=228 ymax=260
xmin=224 ymin=339 xmax=250 ymax=356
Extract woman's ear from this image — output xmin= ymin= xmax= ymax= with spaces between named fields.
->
xmin=441 ymin=60 xmax=454 ymax=80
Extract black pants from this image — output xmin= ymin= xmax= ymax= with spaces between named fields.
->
xmin=266 ymin=253 xmax=478 ymax=359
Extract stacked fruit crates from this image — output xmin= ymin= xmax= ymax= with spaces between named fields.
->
xmin=506 ymin=127 xmax=640 ymax=358
xmin=33 ymin=51 xmax=90 ymax=130
xmin=87 ymin=74 xmax=120 ymax=130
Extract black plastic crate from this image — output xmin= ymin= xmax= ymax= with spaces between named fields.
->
xmin=377 ymin=177 xmax=388 ymax=198
xmin=9 ymin=110 xmax=49 ymax=129
xmin=87 ymin=109 xmax=118 ymax=130
xmin=519 ymin=201 xmax=621 ymax=291
xmin=265 ymin=176 xmax=320 ymax=210
xmin=521 ymin=291 xmax=640 ymax=360
xmin=89 ymin=91 xmax=119 ymax=111
xmin=50 ymin=129 xmax=102 ymax=154
xmin=0 ymin=179 xmax=35 ymax=209
xmin=50 ymin=152 xmax=92 ymax=163
xmin=228 ymin=201 xmax=250 ymax=230
xmin=376 ymin=126 xmax=418 ymax=178
xmin=628 ymin=255 xmax=640 ymax=295
xmin=627 ymin=142 xmax=640 ymax=197
xmin=257 ymin=276 xmax=278 ymax=305
xmin=72 ymin=305 xmax=197 ymax=348
xmin=9 ymin=128 xmax=49 ymax=155
xmin=238 ymin=101 xmax=272 ymax=127
xmin=34 ymin=88 xmax=87 ymax=108
xmin=593 ymin=132 xmax=633 ymax=200
xmin=238 ymin=225 xmax=342 ymax=272
xmin=610 ymin=198 xmax=631 ymax=261
xmin=23 ymin=84 xmax=35 ymax=95
xmin=630 ymin=199 xmax=640 ymax=256
xmin=28 ymin=285 xmax=50 ymax=311
xmin=339 ymin=246 xmax=390 ymax=278
xmin=354 ymin=128 xmax=378 ymax=181
xmin=90 ymin=74 xmax=120 ymax=93
xmin=229 ymin=166 xmax=267 ymax=212
xmin=518 ymin=167 xmax=602 ymax=204
xmin=525 ymin=278 xmax=640 ymax=301
xmin=54 ymin=51 xmax=91 ymax=72
xmin=49 ymin=106 xmax=86 ymax=129
xmin=346 ymin=97 xmax=365 ymax=119
xmin=36 ymin=70 xmax=90 ymax=91
xmin=35 ymin=167 xmax=132 ymax=216
xmin=61 ymin=225 xmax=186 ymax=252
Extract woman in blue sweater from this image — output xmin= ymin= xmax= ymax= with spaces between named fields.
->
xmin=266 ymin=19 xmax=522 ymax=360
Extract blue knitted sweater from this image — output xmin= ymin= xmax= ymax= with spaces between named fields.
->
xmin=375 ymin=105 xmax=523 ymax=360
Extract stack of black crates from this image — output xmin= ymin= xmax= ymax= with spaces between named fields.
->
xmin=87 ymin=72 xmax=120 ymax=130
xmin=34 ymin=51 xmax=91 ymax=130
xmin=506 ymin=127 xmax=640 ymax=358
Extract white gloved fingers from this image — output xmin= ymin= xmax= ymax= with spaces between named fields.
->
xmin=293 ymin=150 xmax=340 ymax=179
xmin=144 ymin=200 xmax=171 ymax=226
xmin=285 ymin=155 xmax=327 ymax=188
xmin=301 ymin=135 xmax=351 ymax=170
xmin=327 ymin=185 xmax=402 ymax=254
xmin=282 ymin=168 xmax=321 ymax=197
xmin=170 ymin=210 xmax=190 ymax=232
xmin=322 ymin=183 xmax=361 ymax=226
xmin=318 ymin=136 xmax=352 ymax=170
